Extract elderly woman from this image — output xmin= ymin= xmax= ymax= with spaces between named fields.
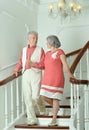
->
xmin=40 ymin=35 xmax=76 ymax=126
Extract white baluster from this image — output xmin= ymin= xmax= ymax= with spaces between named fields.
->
xmin=70 ymin=83 xmax=76 ymax=130
xmin=85 ymin=49 xmax=89 ymax=130
xmin=11 ymin=81 xmax=14 ymax=121
xmin=16 ymin=78 xmax=19 ymax=117
xmin=71 ymin=83 xmax=74 ymax=119
xmin=73 ymin=72 xmax=77 ymax=115
xmin=76 ymin=84 xmax=80 ymax=130
xmin=87 ymin=49 xmax=89 ymax=80
xmin=4 ymin=86 xmax=8 ymax=127
xmin=84 ymin=85 xmax=89 ymax=130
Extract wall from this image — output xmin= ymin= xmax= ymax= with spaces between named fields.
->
xmin=0 ymin=0 xmax=39 ymax=129
xmin=37 ymin=3 xmax=89 ymax=53
xmin=0 ymin=0 xmax=38 ymax=79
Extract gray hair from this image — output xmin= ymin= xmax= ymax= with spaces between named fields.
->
xmin=27 ymin=31 xmax=38 ymax=37
xmin=47 ymin=35 xmax=61 ymax=48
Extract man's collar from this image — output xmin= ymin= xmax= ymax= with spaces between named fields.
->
xmin=28 ymin=45 xmax=36 ymax=48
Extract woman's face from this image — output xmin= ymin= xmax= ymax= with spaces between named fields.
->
xmin=46 ymin=40 xmax=51 ymax=49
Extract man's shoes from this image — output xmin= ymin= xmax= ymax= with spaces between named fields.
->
xmin=48 ymin=122 xmax=58 ymax=126
xmin=36 ymin=109 xmax=49 ymax=116
xmin=27 ymin=119 xmax=38 ymax=125
xmin=40 ymin=110 xmax=49 ymax=116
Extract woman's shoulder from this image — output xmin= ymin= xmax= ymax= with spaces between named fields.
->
xmin=57 ymin=49 xmax=65 ymax=55
xmin=46 ymin=50 xmax=51 ymax=54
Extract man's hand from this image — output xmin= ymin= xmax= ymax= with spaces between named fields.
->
xmin=13 ymin=71 xmax=18 ymax=77
xmin=26 ymin=60 xmax=35 ymax=67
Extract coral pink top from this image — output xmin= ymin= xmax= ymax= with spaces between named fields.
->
xmin=40 ymin=49 xmax=65 ymax=100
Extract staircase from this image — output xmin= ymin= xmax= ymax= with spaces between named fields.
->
xmin=0 ymin=41 xmax=89 ymax=130
xmin=14 ymin=105 xmax=72 ymax=130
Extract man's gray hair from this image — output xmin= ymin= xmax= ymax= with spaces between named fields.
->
xmin=27 ymin=31 xmax=38 ymax=37
xmin=47 ymin=35 xmax=61 ymax=48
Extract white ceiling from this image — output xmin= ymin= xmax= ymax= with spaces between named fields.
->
xmin=39 ymin=0 xmax=89 ymax=5
xmin=39 ymin=0 xmax=58 ymax=4
xmin=27 ymin=0 xmax=89 ymax=6
xmin=38 ymin=0 xmax=89 ymax=11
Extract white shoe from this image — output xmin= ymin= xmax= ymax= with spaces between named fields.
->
xmin=27 ymin=119 xmax=38 ymax=125
xmin=48 ymin=122 xmax=58 ymax=126
xmin=40 ymin=110 xmax=49 ymax=116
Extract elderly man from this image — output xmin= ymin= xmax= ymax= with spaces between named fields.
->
xmin=13 ymin=31 xmax=46 ymax=125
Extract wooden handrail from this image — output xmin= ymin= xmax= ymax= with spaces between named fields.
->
xmin=70 ymin=41 xmax=89 ymax=73
xmin=70 ymin=78 xmax=89 ymax=85
xmin=0 ymin=71 xmax=22 ymax=86
xmin=70 ymin=41 xmax=89 ymax=85
xmin=66 ymin=48 xmax=81 ymax=57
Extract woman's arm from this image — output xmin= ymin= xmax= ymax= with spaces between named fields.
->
xmin=60 ymin=54 xmax=75 ymax=79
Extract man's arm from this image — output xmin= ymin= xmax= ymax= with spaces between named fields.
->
xmin=26 ymin=48 xmax=45 ymax=69
xmin=13 ymin=52 xmax=23 ymax=76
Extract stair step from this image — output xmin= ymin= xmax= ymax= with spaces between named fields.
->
xmin=15 ymin=106 xmax=71 ymax=130
xmin=66 ymin=96 xmax=80 ymax=99
xmin=46 ymin=105 xmax=70 ymax=109
xmin=37 ymin=115 xmax=70 ymax=118
xmin=15 ymin=124 xmax=69 ymax=129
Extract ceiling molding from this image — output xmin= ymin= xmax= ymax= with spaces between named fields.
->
xmin=17 ymin=0 xmax=40 ymax=5
xmin=39 ymin=0 xmax=58 ymax=4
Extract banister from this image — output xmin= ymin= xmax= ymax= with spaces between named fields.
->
xmin=70 ymin=41 xmax=89 ymax=73
xmin=70 ymin=41 xmax=89 ymax=85
xmin=70 ymin=78 xmax=89 ymax=85
xmin=66 ymin=48 xmax=81 ymax=57
xmin=0 ymin=71 xmax=22 ymax=86
xmin=0 ymin=49 xmax=81 ymax=87
xmin=0 ymin=42 xmax=89 ymax=87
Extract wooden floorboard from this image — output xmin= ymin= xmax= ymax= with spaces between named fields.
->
xmin=36 ymin=115 xmax=70 ymax=118
xmin=15 ymin=124 xmax=69 ymax=129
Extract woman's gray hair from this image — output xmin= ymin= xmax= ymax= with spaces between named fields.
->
xmin=27 ymin=31 xmax=38 ymax=37
xmin=47 ymin=35 xmax=61 ymax=48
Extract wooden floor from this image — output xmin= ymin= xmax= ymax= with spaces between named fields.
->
xmin=15 ymin=124 xmax=69 ymax=129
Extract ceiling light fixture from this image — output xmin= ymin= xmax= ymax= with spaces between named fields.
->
xmin=48 ymin=0 xmax=82 ymax=22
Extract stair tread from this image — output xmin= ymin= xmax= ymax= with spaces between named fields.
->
xmin=15 ymin=124 xmax=69 ymax=129
xmin=37 ymin=115 xmax=70 ymax=118
xmin=66 ymin=96 xmax=80 ymax=99
xmin=46 ymin=105 xmax=70 ymax=109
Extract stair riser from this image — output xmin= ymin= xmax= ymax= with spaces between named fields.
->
xmin=47 ymin=108 xmax=70 ymax=116
xmin=38 ymin=118 xmax=71 ymax=126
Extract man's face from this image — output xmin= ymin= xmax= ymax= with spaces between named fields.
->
xmin=28 ymin=34 xmax=38 ymax=46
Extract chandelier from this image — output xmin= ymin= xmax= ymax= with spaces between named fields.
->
xmin=48 ymin=0 xmax=82 ymax=21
